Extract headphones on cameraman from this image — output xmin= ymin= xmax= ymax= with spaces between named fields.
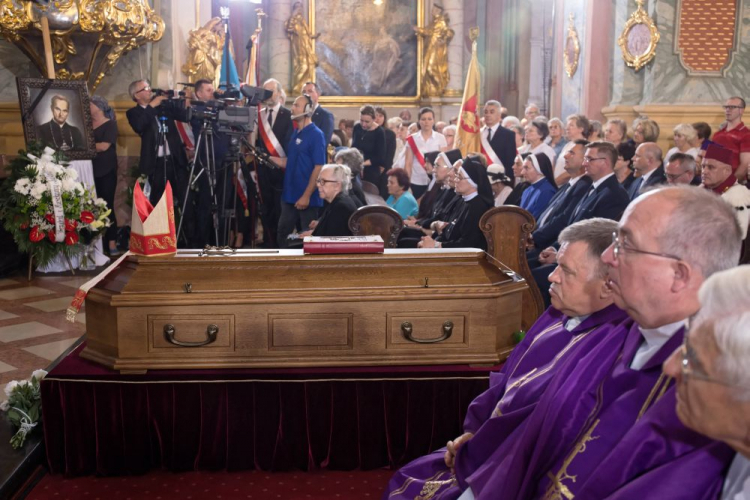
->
xmin=302 ymin=93 xmax=313 ymax=116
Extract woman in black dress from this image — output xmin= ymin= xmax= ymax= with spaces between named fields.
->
xmin=89 ymin=95 xmax=119 ymax=255
xmin=351 ymin=105 xmax=386 ymax=190
xmin=310 ymin=164 xmax=359 ymax=237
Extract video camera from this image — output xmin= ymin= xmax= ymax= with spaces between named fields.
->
xmin=188 ymin=84 xmax=274 ymax=134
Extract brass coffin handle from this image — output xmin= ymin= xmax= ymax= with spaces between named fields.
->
xmin=163 ymin=324 xmax=219 ymax=347
xmin=401 ymin=321 xmax=454 ymax=344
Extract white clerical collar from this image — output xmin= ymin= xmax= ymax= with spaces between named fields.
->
xmin=568 ymin=174 xmax=585 ymax=187
xmin=641 ymin=166 xmax=658 ymax=184
xmin=462 ymin=191 xmax=479 ymax=202
xmin=565 ymin=314 xmax=590 ymax=332
xmin=630 ymin=318 xmax=687 ymax=370
xmin=591 ymin=172 xmax=615 ymax=189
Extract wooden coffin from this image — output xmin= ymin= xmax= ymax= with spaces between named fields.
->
xmin=81 ymin=248 xmax=527 ymax=373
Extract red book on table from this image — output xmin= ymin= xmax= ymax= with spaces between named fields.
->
xmin=303 ymin=235 xmax=385 ymax=254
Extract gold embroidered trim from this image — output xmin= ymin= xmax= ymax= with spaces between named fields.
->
xmin=415 ymin=471 xmax=457 ymax=500
xmin=637 ymin=372 xmax=666 ymax=420
xmin=543 ymin=420 xmax=601 ymax=500
xmin=390 ymin=470 xmax=446 ymax=498
xmin=492 ymin=328 xmax=595 ymax=418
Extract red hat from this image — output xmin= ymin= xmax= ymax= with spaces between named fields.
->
xmin=704 ymin=144 xmax=735 ymax=170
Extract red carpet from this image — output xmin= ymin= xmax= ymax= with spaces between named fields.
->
xmin=27 ymin=468 xmax=393 ymax=499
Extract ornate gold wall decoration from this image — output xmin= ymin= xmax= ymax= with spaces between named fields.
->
xmin=618 ymin=0 xmax=660 ymax=72
xmin=0 ymin=0 xmax=164 ymax=91
xmin=182 ymin=17 xmax=225 ymax=84
xmin=675 ymin=0 xmax=740 ymax=76
xmin=563 ymin=13 xmax=580 ymax=79
xmin=415 ymin=4 xmax=454 ymax=97
xmin=286 ymin=1 xmax=319 ymax=95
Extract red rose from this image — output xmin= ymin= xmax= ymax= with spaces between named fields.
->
xmin=20 ymin=222 xmax=29 ymax=230
xmin=47 ymin=230 xmax=56 ymax=242
xmin=44 ymin=214 xmax=55 ymax=224
xmin=29 ymin=226 xmax=44 ymax=242
xmin=65 ymin=219 xmax=78 ymax=232
xmin=79 ymin=211 xmax=95 ymax=224
xmin=65 ymin=231 xmax=79 ymax=245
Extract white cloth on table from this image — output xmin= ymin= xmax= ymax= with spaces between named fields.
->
xmin=36 ymin=159 xmax=110 ymax=273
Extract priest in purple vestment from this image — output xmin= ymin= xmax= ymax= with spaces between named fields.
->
xmin=472 ymin=185 xmax=742 ymax=500
xmin=383 ymin=218 xmax=629 ymax=500
xmin=664 ymin=265 xmax=750 ymax=500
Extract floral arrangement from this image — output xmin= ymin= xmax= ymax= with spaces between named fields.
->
xmin=1 ymin=369 xmax=47 ymax=449
xmin=0 ymin=144 xmax=111 ymax=268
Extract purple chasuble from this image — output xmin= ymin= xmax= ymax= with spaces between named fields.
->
xmin=382 ymin=304 xmax=629 ymax=500
xmin=471 ymin=320 xmax=732 ymax=500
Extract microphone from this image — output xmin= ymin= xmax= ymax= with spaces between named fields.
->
xmin=291 ymin=111 xmax=312 ymax=120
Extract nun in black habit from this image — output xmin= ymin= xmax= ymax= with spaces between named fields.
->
xmin=419 ymin=154 xmax=494 ymax=251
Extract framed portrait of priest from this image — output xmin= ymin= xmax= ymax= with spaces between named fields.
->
xmin=16 ymin=78 xmax=96 ymax=160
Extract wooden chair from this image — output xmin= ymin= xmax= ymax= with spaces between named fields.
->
xmin=360 ymin=180 xmax=381 ymax=196
xmin=348 ymin=205 xmax=404 ymax=248
xmin=480 ymin=206 xmax=545 ymax=332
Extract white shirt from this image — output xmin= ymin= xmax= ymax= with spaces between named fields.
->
xmin=630 ymin=319 xmax=686 ymax=370
xmin=664 ymin=146 xmax=699 ymax=167
xmin=493 ymin=185 xmax=513 ymax=207
xmin=590 ymin=172 xmax=615 ymax=190
xmin=565 ymin=315 xmax=590 ymax=332
xmin=266 ymin=103 xmax=281 ymax=127
xmin=722 ymin=453 xmax=750 ymax=500
xmin=530 ymin=142 xmax=557 ymax=166
xmin=639 ymin=165 xmax=660 ymax=188
xmin=485 ymin=122 xmax=500 ymax=140
xmin=408 ymin=130 xmax=447 ymax=186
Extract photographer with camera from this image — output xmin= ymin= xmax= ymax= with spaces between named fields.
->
xmin=126 ymin=79 xmax=190 ymax=208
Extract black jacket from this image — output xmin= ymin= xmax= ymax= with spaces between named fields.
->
xmin=311 ymin=105 xmax=335 ymax=145
xmin=487 ymin=126 xmax=518 ymax=183
xmin=383 ymin=127 xmax=397 ymax=169
xmin=126 ymin=104 xmax=189 ymax=176
xmin=313 ymin=193 xmax=358 ymax=237
xmin=627 ymin=165 xmax=666 ymax=200
xmin=533 ymin=175 xmax=593 ymax=249
xmin=568 ymin=174 xmax=630 ymax=224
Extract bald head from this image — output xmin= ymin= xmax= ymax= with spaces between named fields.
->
xmin=633 ymin=142 xmax=663 ymax=176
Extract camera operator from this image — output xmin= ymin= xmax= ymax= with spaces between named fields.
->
xmin=126 ymin=79 xmax=190 ymax=207
xmin=187 ymin=79 xmax=234 ymax=247
xmin=255 ymin=78 xmax=293 ymax=247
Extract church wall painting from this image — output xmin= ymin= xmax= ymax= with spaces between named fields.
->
xmin=309 ymin=0 xmax=424 ymax=103
xmin=17 ymin=78 xmax=96 ymax=160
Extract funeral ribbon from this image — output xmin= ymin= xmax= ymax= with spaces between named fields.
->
xmin=29 ymin=150 xmax=67 ymax=243
xmin=66 ymin=251 xmax=130 ymax=322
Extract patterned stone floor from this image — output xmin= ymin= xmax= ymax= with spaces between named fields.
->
xmin=0 ymin=271 xmax=89 ymax=388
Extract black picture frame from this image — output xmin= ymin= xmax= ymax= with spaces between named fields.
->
xmin=16 ymin=78 xmax=96 ymax=160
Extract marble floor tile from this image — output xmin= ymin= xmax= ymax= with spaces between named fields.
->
xmin=0 ymin=360 xmax=16 ymax=374
xmin=22 ymin=337 xmax=79 ymax=361
xmin=0 ymin=309 xmax=18 ymax=321
xmin=75 ymin=313 xmax=86 ymax=325
xmin=0 ymin=286 xmax=55 ymax=301
xmin=0 ymin=322 xmax=62 ymax=343
xmin=58 ymin=277 xmax=90 ymax=289
xmin=0 ymin=278 xmax=19 ymax=288
xmin=25 ymin=296 xmax=75 ymax=312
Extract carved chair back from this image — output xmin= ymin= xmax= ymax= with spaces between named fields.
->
xmin=348 ymin=205 xmax=404 ymax=248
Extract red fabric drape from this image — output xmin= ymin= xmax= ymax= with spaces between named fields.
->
xmin=42 ymin=344 xmax=492 ymax=477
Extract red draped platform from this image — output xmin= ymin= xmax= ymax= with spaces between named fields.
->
xmin=41 ymin=343 xmax=495 ymax=477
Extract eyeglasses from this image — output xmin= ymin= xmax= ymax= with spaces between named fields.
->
xmin=666 ymin=171 xmax=689 ymax=182
xmin=722 ymin=105 xmax=744 ymax=110
xmin=611 ymin=232 xmax=682 ymax=261
xmin=582 ymin=156 xmax=607 ymax=164
xmin=316 ymin=178 xmax=339 ymax=185
xmin=135 ymin=86 xmax=151 ymax=94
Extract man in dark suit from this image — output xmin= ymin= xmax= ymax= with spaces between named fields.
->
xmin=529 ymin=139 xmax=593 ymax=253
xmin=126 ymin=79 xmax=189 ymax=207
xmin=256 ymin=78 xmax=293 ymax=247
xmin=533 ymin=141 xmax=630 ymax=306
xmin=628 ymin=142 xmax=666 ymax=200
xmin=302 ymin=81 xmax=334 ymax=145
xmin=481 ymin=100 xmax=517 ymax=183
xmin=36 ymin=95 xmax=85 ymax=152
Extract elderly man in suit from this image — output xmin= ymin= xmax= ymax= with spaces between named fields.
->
xmin=256 ymin=78 xmax=293 ymax=247
xmin=302 ymin=81 xmax=334 ymax=145
xmin=629 ymin=142 xmax=666 ymax=200
xmin=480 ymin=100 xmax=517 ymax=183
xmin=126 ymin=79 xmax=190 ymax=207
